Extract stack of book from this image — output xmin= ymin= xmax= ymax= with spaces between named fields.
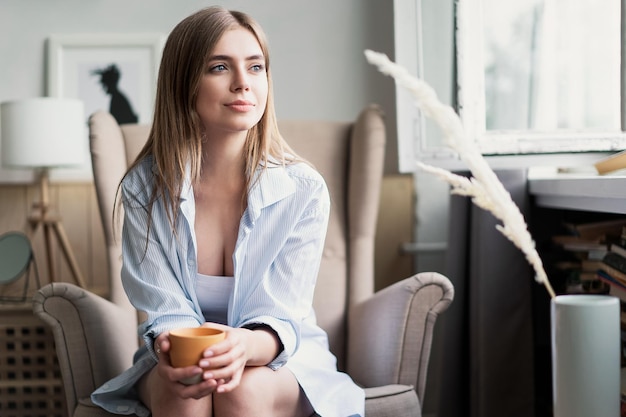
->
xmin=550 ymin=219 xmax=626 ymax=294
xmin=622 ymin=367 xmax=626 ymax=417
xmin=595 ymin=226 xmax=626 ymax=300
xmin=596 ymin=227 xmax=626 ymax=370
xmin=547 ymin=218 xmax=626 ymax=413
xmin=597 ymin=250 xmax=626 ymax=302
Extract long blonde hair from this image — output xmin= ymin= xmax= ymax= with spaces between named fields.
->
xmin=122 ymin=6 xmax=299 ymax=233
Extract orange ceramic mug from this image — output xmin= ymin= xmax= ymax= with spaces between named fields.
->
xmin=168 ymin=326 xmax=226 ymax=384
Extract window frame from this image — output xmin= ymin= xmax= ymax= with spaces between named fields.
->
xmin=393 ymin=0 xmax=626 ymax=173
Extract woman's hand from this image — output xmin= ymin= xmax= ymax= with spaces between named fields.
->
xmin=153 ymin=332 xmax=221 ymax=400
xmin=152 ymin=322 xmax=279 ymax=397
xmin=197 ymin=323 xmax=251 ymax=393
xmin=197 ymin=322 xmax=282 ymax=393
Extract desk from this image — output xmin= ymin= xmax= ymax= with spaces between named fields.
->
xmin=528 ymin=167 xmax=626 ymax=214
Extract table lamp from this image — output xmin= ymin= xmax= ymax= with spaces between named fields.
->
xmin=1 ymin=97 xmax=87 ymax=288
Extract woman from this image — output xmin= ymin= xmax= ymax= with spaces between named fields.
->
xmin=91 ymin=6 xmax=364 ymax=417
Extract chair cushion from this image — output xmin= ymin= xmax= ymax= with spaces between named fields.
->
xmin=364 ymin=385 xmax=421 ymax=417
xmin=75 ymin=397 xmax=124 ymax=417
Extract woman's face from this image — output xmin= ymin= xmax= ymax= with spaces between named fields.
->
xmin=196 ymin=27 xmax=269 ymax=137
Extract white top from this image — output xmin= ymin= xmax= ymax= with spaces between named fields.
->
xmin=196 ymin=273 xmax=234 ymax=324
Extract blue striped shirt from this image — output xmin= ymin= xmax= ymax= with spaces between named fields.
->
xmin=91 ymin=156 xmax=364 ymax=417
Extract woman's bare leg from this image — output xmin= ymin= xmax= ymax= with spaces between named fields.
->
xmin=213 ymin=366 xmax=313 ymax=417
xmin=138 ymin=366 xmax=213 ymax=417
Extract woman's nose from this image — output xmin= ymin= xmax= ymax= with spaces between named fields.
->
xmin=231 ymin=69 xmax=250 ymax=92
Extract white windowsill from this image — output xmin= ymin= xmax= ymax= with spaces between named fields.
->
xmin=528 ymin=166 xmax=626 ymax=214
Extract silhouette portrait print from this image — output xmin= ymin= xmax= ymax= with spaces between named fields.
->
xmin=91 ymin=64 xmax=138 ymax=124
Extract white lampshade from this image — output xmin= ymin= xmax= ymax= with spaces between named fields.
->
xmin=1 ymin=98 xmax=85 ymax=168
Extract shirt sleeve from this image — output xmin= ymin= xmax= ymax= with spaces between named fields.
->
xmin=120 ymin=170 xmax=203 ymax=359
xmin=232 ymin=171 xmax=331 ymax=369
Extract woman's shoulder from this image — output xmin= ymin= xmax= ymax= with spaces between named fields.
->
xmin=283 ymin=162 xmax=329 ymax=209
xmin=259 ymin=160 xmax=328 ymax=205
xmin=282 ymin=160 xmax=325 ymax=185
xmin=121 ymin=156 xmax=155 ymax=196
xmin=279 ymin=161 xmax=328 ymax=198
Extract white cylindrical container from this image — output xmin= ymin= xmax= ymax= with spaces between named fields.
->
xmin=551 ymin=294 xmax=620 ymax=417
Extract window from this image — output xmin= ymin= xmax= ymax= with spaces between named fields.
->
xmin=394 ymin=0 xmax=626 ymax=172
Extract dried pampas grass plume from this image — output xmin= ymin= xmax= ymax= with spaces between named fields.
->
xmin=364 ymin=49 xmax=556 ymax=299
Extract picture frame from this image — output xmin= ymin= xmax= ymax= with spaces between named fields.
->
xmin=46 ymin=33 xmax=164 ymax=181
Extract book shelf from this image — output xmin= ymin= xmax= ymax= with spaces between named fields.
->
xmin=527 ymin=167 xmax=626 ymax=416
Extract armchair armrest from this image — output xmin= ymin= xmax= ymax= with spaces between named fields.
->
xmin=347 ymin=272 xmax=454 ymax=401
xmin=32 ymin=283 xmax=138 ymax=413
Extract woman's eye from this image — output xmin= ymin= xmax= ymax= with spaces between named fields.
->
xmin=251 ymin=64 xmax=265 ymax=72
xmin=210 ymin=64 xmax=227 ymax=72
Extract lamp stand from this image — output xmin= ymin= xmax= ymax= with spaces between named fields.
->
xmin=26 ymin=168 xmax=87 ymax=288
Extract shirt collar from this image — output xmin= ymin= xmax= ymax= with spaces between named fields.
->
xmin=177 ymin=162 xmax=296 ymax=216
xmin=247 ymin=164 xmax=296 ymax=221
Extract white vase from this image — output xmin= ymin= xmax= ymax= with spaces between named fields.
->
xmin=551 ymin=294 xmax=620 ymax=417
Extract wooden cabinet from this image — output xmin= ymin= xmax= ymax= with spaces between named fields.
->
xmin=0 ymin=304 xmax=66 ymax=417
xmin=0 ymin=182 xmax=106 ymax=416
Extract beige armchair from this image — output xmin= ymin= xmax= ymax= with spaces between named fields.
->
xmin=33 ymin=104 xmax=453 ymax=417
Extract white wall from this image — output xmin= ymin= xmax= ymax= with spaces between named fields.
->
xmin=1 ymin=2 xmax=452 ymax=414
xmin=0 ymin=0 xmax=399 ymax=172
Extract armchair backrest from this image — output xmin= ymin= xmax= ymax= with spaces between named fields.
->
xmin=88 ymin=104 xmax=386 ymax=366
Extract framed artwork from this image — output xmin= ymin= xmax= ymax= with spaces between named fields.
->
xmin=46 ymin=33 xmax=164 ymax=181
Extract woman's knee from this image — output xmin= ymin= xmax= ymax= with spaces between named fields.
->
xmin=213 ymin=366 xmax=311 ymax=417
xmin=139 ymin=367 xmax=213 ymax=417
xmin=214 ymin=366 xmax=267 ymax=409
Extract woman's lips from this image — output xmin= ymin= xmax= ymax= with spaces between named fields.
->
xmin=226 ymin=100 xmax=254 ymax=112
